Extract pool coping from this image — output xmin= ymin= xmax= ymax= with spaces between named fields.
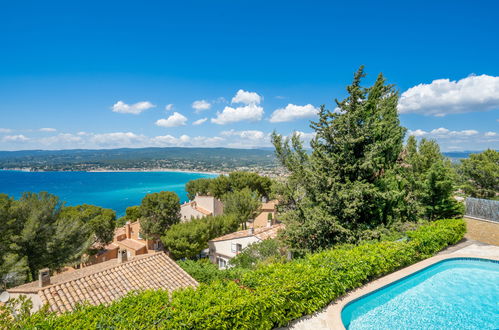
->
xmin=326 ymin=254 xmax=499 ymax=330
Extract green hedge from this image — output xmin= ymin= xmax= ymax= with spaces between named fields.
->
xmin=3 ymin=218 xmax=465 ymax=329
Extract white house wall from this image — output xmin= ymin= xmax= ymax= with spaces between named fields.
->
xmin=211 ymin=236 xmax=261 ymax=260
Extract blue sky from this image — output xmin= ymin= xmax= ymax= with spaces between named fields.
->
xmin=0 ymin=0 xmax=498 ymax=151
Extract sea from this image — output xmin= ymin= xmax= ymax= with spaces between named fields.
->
xmin=0 ymin=170 xmax=217 ymax=217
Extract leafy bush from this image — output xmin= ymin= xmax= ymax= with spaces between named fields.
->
xmin=229 ymin=239 xmax=286 ymax=269
xmin=162 ymin=214 xmax=239 ymax=260
xmin=4 ymin=219 xmax=465 ymax=329
xmin=177 ymin=259 xmax=248 ymax=284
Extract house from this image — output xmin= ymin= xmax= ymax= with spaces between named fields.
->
xmin=6 ymin=252 xmax=197 ymax=314
xmin=208 ymin=223 xmax=284 ymax=269
xmin=180 ymin=195 xmax=224 ymax=222
xmin=252 ymin=199 xmax=279 ymax=228
xmin=84 ymin=220 xmax=160 ymax=266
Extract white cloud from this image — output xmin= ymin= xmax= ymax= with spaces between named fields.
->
xmin=90 ymin=132 xmax=147 ymax=147
xmin=192 ymin=118 xmax=208 ymax=126
xmin=270 ymin=104 xmax=319 ymax=123
xmin=39 ymin=128 xmax=57 ymax=132
xmin=192 ymin=100 xmax=211 ymax=112
xmin=231 ymin=89 xmax=262 ymax=105
xmin=152 ymin=134 xmax=190 ymax=146
xmin=407 ymin=127 xmax=498 ymax=151
xmin=155 ymin=112 xmax=188 ymax=127
xmin=39 ymin=133 xmax=83 ymax=146
xmin=398 ymin=74 xmax=499 ymax=116
xmin=0 ymin=128 xmax=13 ymax=133
xmin=2 ymin=135 xmax=29 ymax=142
xmin=408 ymin=129 xmax=428 ymax=137
xmin=427 ymin=127 xmax=479 ymax=138
xmin=111 ymin=101 xmax=155 ymax=114
xmin=221 ymin=129 xmax=266 ymax=141
xmin=295 ymin=131 xmax=316 ymax=143
xmin=211 ymin=104 xmax=263 ymax=125
xmin=165 ymin=104 xmax=174 ymax=111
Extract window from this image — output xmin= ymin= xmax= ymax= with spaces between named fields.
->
xmin=217 ymin=257 xmax=227 ymax=269
xmin=231 ymin=242 xmax=243 ymax=253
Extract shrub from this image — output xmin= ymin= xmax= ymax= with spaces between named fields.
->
xmin=162 ymin=214 xmax=239 ymax=260
xmin=5 ymin=218 xmax=465 ymax=329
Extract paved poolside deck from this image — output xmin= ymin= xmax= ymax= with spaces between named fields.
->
xmin=283 ymin=239 xmax=499 ymax=330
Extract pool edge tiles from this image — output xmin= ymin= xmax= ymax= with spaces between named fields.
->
xmin=324 ymin=253 xmax=499 ymax=330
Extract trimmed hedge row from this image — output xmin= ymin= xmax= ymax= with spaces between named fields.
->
xmin=5 ymin=219 xmax=465 ymax=329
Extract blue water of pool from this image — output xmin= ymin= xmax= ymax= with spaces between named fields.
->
xmin=341 ymin=258 xmax=499 ymax=329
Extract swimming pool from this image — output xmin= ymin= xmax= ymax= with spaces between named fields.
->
xmin=341 ymin=258 xmax=499 ymax=329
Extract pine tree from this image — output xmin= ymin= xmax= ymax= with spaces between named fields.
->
xmin=272 ymin=67 xmax=406 ymax=250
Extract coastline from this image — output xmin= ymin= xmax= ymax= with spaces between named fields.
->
xmin=87 ymin=168 xmax=223 ymax=175
xmin=1 ymin=168 xmax=223 ymax=176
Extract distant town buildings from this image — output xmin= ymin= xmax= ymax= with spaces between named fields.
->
xmin=6 ymin=252 xmax=197 ymax=314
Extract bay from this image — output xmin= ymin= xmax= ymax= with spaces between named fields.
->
xmin=0 ymin=170 xmax=217 ymax=217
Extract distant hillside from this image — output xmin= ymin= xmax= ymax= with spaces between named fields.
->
xmin=0 ymin=147 xmax=277 ymax=172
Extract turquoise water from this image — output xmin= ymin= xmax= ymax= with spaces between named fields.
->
xmin=342 ymin=258 xmax=499 ymax=329
xmin=0 ymin=170 xmax=217 ymax=216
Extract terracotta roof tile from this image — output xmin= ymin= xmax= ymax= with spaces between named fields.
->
xmin=115 ymin=238 xmax=146 ymax=251
xmin=209 ymin=223 xmax=284 ymax=242
xmin=8 ymin=252 xmax=197 ymax=314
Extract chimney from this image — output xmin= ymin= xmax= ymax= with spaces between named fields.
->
xmin=248 ymin=227 xmax=254 ymax=235
xmin=125 ymin=222 xmax=131 ymax=239
xmin=117 ymin=249 xmax=128 ymax=263
xmin=39 ymin=268 xmax=50 ymax=287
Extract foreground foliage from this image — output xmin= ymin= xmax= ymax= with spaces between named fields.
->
xmin=0 ymin=193 xmax=115 ymax=289
xmin=3 ymin=218 xmax=465 ymax=329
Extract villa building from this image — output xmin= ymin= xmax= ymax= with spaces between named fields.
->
xmin=84 ymin=220 xmax=160 ymax=267
xmin=6 ymin=252 xmax=197 ymax=314
xmin=208 ymin=223 xmax=284 ymax=269
xmin=252 ymin=199 xmax=279 ymax=228
xmin=180 ymin=195 xmax=224 ymax=222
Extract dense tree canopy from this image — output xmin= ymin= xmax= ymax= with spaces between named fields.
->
xmin=401 ymin=137 xmax=463 ymax=220
xmin=162 ymin=214 xmax=239 ymax=260
xmin=140 ymin=191 xmax=180 ymax=239
xmin=185 ymin=172 xmax=272 ymax=200
xmin=272 ymin=67 xmax=462 ymax=252
xmin=459 ymin=149 xmax=499 ymax=199
xmin=222 ymin=188 xmax=261 ymax=229
xmin=116 ymin=205 xmax=141 ymax=227
xmin=0 ymin=193 xmax=116 ymax=289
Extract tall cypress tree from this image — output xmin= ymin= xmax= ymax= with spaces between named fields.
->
xmin=273 ymin=67 xmax=406 ymax=250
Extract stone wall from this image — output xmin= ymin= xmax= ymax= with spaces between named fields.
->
xmin=464 ymin=217 xmax=499 ymax=246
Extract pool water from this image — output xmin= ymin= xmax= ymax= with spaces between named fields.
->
xmin=341 ymin=258 xmax=499 ymax=329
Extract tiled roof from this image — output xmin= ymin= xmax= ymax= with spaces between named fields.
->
xmin=209 ymin=223 xmax=284 ymax=242
xmin=182 ymin=201 xmax=213 ymax=216
xmin=8 ymin=253 xmax=197 ymax=314
xmin=194 ymin=205 xmax=212 ymax=215
xmin=261 ymin=200 xmax=278 ymax=211
xmin=255 ymin=224 xmax=284 ymax=240
xmin=115 ymin=238 xmax=146 ymax=251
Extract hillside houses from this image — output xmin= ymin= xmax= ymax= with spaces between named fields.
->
xmin=208 ymin=223 xmax=284 ymax=269
xmin=84 ymin=220 xmax=160 ymax=267
xmin=180 ymin=195 xmax=224 ymax=222
xmin=6 ymin=252 xmax=197 ymax=314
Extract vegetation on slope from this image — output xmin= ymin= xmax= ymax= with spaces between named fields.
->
xmin=1 ymin=219 xmax=465 ymax=329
